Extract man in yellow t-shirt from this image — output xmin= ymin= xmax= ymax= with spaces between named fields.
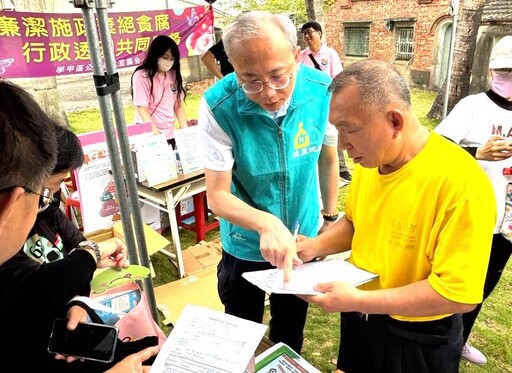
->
xmin=297 ymin=60 xmax=496 ymax=373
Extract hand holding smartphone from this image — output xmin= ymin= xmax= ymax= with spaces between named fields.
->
xmin=48 ymin=318 xmax=119 ymax=363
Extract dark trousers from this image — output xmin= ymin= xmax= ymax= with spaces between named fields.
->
xmin=217 ymin=250 xmax=308 ymax=354
xmin=337 ymin=312 xmax=463 ymax=373
xmin=463 ymin=233 xmax=512 ymax=343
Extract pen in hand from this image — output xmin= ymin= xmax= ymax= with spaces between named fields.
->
xmin=283 ymin=221 xmax=301 ymax=287
xmin=293 ymin=221 xmax=300 ymax=242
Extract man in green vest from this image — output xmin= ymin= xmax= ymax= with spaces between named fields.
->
xmin=199 ymin=11 xmax=339 ymax=353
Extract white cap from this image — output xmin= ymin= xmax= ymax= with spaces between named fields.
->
xmin=489 ymin=35 xmax=512 ymax=69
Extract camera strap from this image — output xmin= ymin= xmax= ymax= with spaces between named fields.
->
xmin=308 ymin=53 xmax=323 ymax=71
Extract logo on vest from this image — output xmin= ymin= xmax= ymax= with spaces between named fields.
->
xmin=293 ymin=122 xmax=322 ymax=158
xmin=294 ymin=122 xmax=310 ymax=149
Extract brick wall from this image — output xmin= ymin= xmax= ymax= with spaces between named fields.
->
xmin=324 ymin=0 xmax=452 ymax=87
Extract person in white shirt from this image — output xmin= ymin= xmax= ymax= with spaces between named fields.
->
xmin=434 ymin=35 xmax=512 ymax=366
xmin=299 ymin=21 xmax=351 ymax=184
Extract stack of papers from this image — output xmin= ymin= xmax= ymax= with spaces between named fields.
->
xmin=149 ymin=305 xmax=267 ymax=373
xmin=242 ymin=258 xmax=378 ymax=295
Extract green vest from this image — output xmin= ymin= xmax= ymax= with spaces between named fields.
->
xmin=204 ymin=65 xmax=332 ymax=261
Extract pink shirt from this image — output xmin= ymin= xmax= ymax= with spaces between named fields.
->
xmin=132 ymin=69 xmax=181 ymax=140
xmin=298 ymin=44 xmax=343 ymax=79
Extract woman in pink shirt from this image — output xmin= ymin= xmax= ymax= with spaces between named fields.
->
xmin=131 ymin=35 xmax=187 ymax=149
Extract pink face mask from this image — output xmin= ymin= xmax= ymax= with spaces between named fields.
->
xmin=491 ymin=73 xmax=512 ymax=99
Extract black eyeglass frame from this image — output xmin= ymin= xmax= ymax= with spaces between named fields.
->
xmin=238 ymin=62 xmax=296 ymax=94
xmin=302 ymin=30 xmax=319 ymax=37
xmin=0 ymin=185 xmax=59 ymax=212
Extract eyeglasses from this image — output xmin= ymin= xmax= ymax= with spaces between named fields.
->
xmin=239 ymin=65 xmax=295 ymax=94
xmin=302 ymin=30 xmax=318 ymax=37
xmin=494 ymin=69 xmax=512 ymax=76
xmin=0 ymin=185 xmax=58 ymax=212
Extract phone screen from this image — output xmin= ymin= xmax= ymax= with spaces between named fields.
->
xmin=48 ymin=318 xmax=119 ymax=363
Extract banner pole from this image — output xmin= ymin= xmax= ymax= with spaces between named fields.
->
xmin=72 ymin=0 xmax=159 ymax=321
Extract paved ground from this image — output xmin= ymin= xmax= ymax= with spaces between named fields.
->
xmin=13 ymin=68 xmax=135 ymax=113
xmin=60 ymin=70 xmax=135 ymax=112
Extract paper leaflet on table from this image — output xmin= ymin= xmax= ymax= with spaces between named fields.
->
xmin=134 ymin=133 xmax=177 ymax=186
xmin=149 ymin=304 xmax=267 ymax=373
xmin=174 ymin=126 xmax=204 ymax=174
xmin=242 ymin=258 xmax=378 ymax=295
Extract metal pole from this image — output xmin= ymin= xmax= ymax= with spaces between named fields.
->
xmin=443 ymin=0 xmax=459 ymax=119
xmin=71 ymin=0 xmax=159 ymax=321
xmin=94 ymin=0 xmax=159 ymax=319
xmin=72 ymin=1 xmax=137 ymax=262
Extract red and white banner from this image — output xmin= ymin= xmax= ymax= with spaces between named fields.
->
xmin=0 ymin=5 xmax=214 ymax=78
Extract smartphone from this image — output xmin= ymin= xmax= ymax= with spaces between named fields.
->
xmin=48 ymin=318 xmax=119 ymax=363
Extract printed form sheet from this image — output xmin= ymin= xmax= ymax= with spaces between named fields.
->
xmin=243 ymin=258 xmax=378 ymax=295
xmin=149 ymin=305 xmax=267 ymax=373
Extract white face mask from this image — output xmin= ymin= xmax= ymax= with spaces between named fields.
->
xmin=158 ymin=58 xmax=173 ymax=72
xmin=491 ymin=73 xmax=512 ymax=99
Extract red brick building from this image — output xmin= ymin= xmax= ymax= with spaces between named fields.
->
xmin=322 ymin=0 xmax=512 ymax=91
xmin=323 ymin=0 xmax=454 ymax=89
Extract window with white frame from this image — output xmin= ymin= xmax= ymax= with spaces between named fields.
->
xmin=395 ymin=26 xmax=414 ymax=60
xmin=344 ymin=25 xmax=370 ymax=57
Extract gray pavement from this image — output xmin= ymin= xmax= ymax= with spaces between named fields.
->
xmin=12 ymin=68 xmax=135 ymax=113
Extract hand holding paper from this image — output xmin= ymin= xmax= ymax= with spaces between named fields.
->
xmin=298 ymin=280 xmax=369 ymax=313
xmin=242 ymin=258 xmax=378 ymax=296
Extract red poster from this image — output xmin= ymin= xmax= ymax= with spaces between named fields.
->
xmin=0 ymin=6 xmax=214 ymax=78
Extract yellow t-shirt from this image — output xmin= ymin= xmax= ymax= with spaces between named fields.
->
xmin=346 ymin=131 xmax=496 ymax=321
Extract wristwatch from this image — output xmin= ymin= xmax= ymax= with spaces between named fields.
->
xmin=77 ymin=240 xmax=101 ymax=262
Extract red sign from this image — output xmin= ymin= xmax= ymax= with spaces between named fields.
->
xmin=0 ymin=6 xmax=214 ymax=78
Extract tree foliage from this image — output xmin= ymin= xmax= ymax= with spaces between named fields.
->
xmin=215 ymin=0 xmax=307 ymax=24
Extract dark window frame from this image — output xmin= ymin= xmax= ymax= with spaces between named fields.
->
xmin=343 ymin=22 xmax=371 ymax=57
xmin=394 ymin=24 xmax=415 ymax=60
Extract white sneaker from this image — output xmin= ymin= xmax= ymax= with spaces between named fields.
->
xmin=461 ymin=342 xmax=487 ymax=365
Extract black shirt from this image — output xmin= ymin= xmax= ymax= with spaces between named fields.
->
xmin=209 ymin=40 xmax=234 ymax=76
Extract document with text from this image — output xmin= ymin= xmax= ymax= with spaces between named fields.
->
xmin=242 ymin=258 xmax=378 ymax=295
xmin=149 ymin=305 xmax=267 ymax=373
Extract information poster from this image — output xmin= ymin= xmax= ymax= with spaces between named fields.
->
xmin=75 ymin=122 xmax=160 ymax=233
xmin=174 ymin=125 xmax=203 ymax=174
xmin=134 ymin=133 xmax=177 ymax=187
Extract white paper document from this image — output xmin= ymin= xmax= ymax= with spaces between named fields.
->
xmin=242 ymin=258 xmax=378 ymax=295
xmin=149 ymin=305 xmax=268 ymax=373
xmin=135 ymin=134 xmax=177 ymax=186
xmin=174 ymin=126 xmax=204 ymax=174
